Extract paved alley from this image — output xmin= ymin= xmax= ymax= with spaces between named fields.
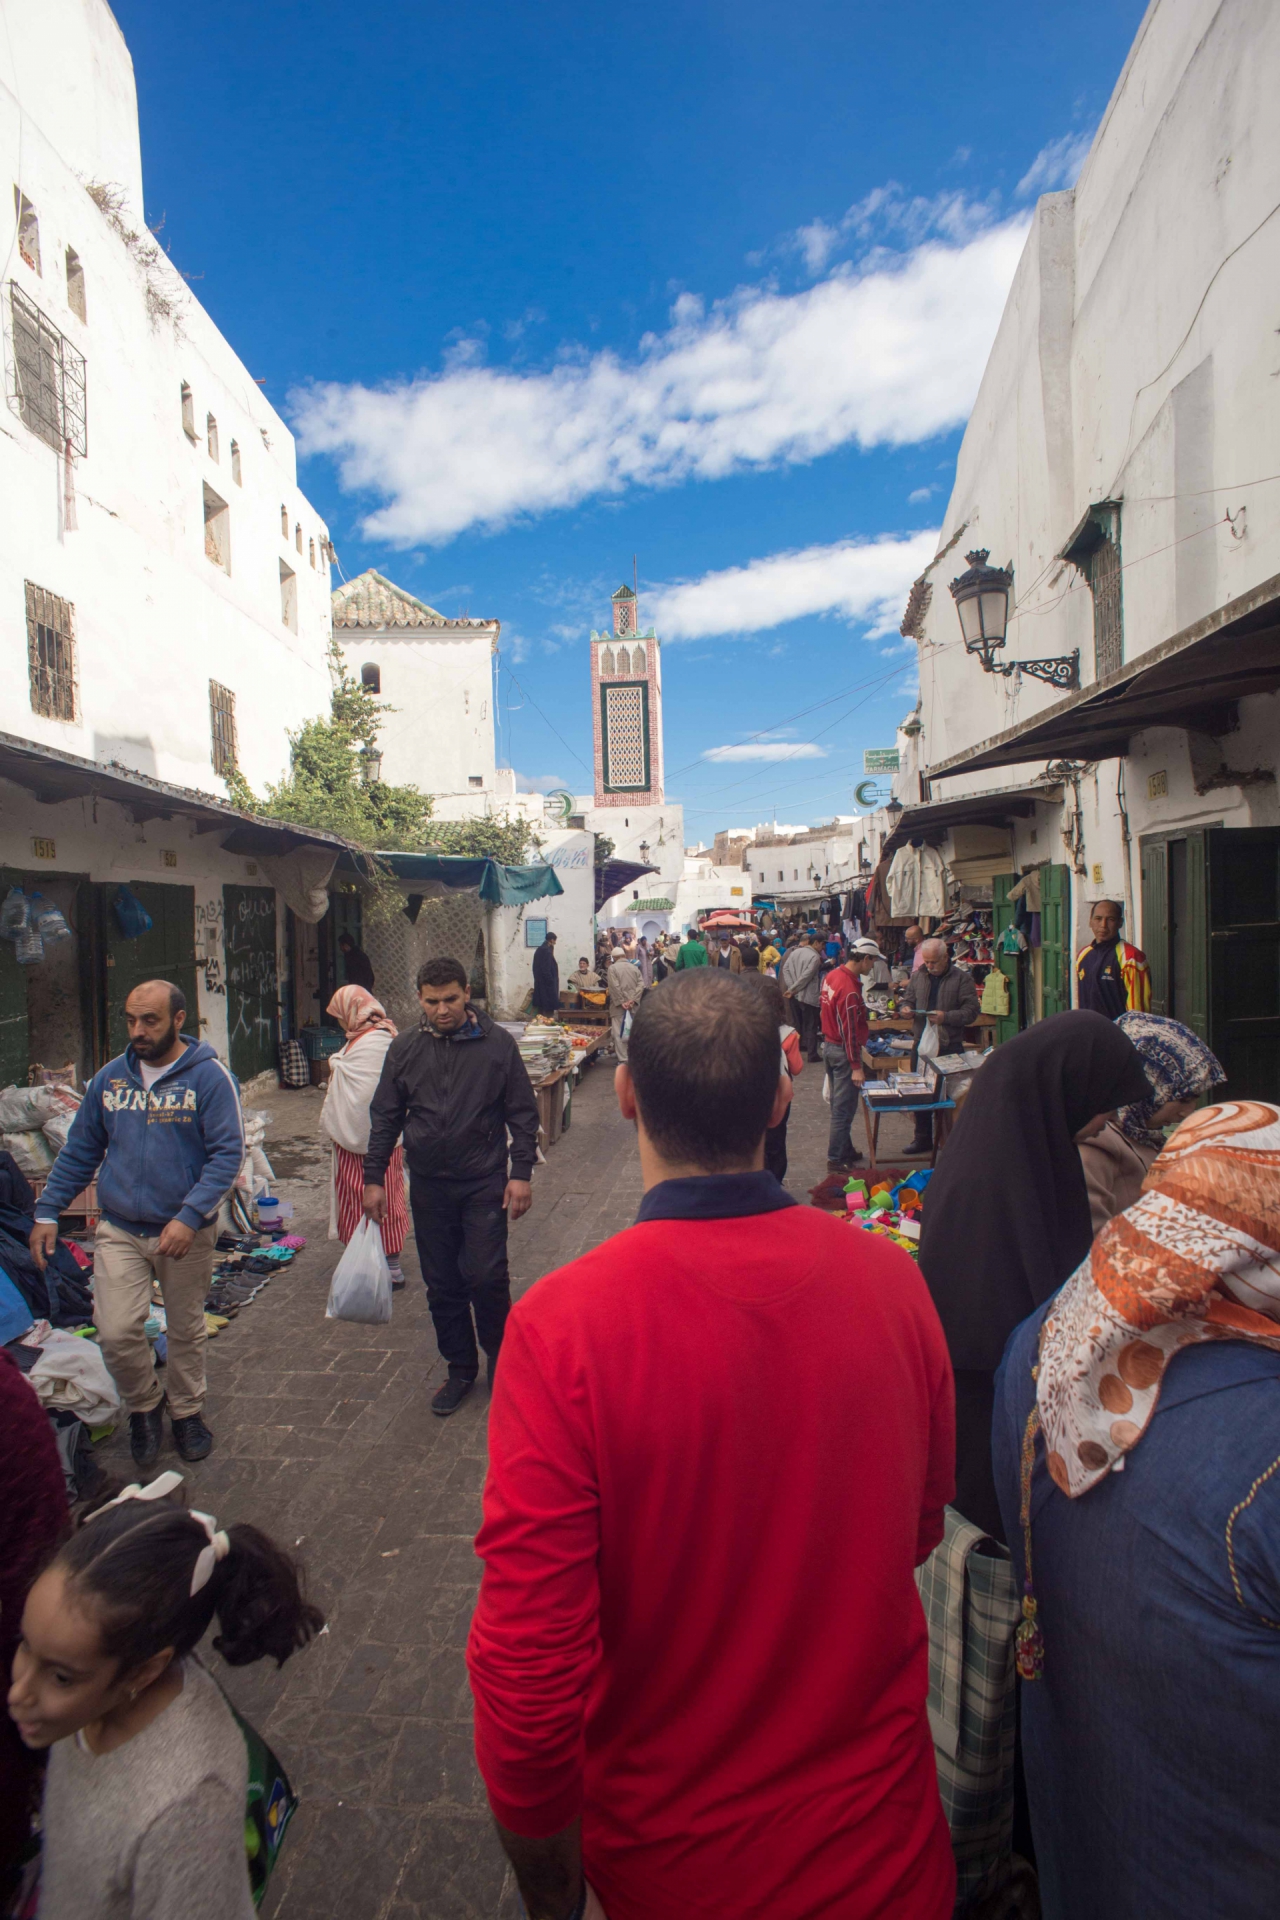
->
xmin=89 ymin=1053 xmax=927 ymax=1919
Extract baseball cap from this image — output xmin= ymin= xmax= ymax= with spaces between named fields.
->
xmin=849 ymin=937 xmax=883 ymax=957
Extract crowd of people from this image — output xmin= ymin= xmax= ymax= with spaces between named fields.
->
xmin=3 ymin=882 xmax=1273 ymax=1919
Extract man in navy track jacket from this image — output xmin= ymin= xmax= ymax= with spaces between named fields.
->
xmin=30 ymin=980 xmax=244 ymax=1468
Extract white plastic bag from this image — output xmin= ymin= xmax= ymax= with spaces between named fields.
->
xmin=326 ymin=1216 xmax=393 ymax=1325
xmin=822 ymin=1071 xmax=831 ymax=1104
xmin=917 ymin=1020 xmax=942 ymax=1062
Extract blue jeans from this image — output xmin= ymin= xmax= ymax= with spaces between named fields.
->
xmin=823 ymin=1041 xmax=861 ymax=1166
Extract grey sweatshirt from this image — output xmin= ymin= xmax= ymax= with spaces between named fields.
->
xmin=40 ymin=1656 xmax=255 ymax=1920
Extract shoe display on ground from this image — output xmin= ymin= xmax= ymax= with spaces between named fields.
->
xmin=431 ymin=1376 xmax=474 ymax=1418
xmin=130 ymin=1403 xmax=165 ymax=1468
xmin=171 ymin=1413 xmax=214 ymax=1461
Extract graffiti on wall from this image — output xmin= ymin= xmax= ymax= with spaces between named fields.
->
xmin=194 ymin=896 xmax=225 ymax=997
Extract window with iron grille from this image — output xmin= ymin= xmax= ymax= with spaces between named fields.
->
xmin=9 ymin=282 xmax=87 ymax=455
xmin=25 ymin=582 xmax=77 ymax=721
xmin=1063 ymin=501 xmax=1123 ymax=682
xmin=209 ymin=680 xmax=238 ymax=776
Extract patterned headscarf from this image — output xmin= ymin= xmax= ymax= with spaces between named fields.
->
xmin=1036 ymin=1101 xmax=1280 ymax=1498
xmin=1115 ymin=1011 xmax=1225 ymax=1148
xmin=326 ymin=984 xmax=397 ymax=1040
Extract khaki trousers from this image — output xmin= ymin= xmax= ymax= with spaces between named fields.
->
xmin=610 ymin=1008 xmax=630 ymax=1062
xmin=92 ymin=1220 xmax=217 ymax=1420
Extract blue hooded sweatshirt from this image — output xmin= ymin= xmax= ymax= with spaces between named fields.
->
xmin=35 ymin=1038 xmax=245 ymax=1235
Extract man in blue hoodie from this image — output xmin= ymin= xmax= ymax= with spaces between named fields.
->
xmin=29 ymin=980 xmax=244 ymax=1467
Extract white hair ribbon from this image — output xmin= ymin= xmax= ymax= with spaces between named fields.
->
xmin=83 ymin=1470 xmax=185 ymax=1523
xmin=189 ymin=1509 xmax=231 ymax=1597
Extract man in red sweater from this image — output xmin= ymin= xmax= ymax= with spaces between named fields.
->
xmin=820 ymin=934 xmax=880 ymax=1173
xmin=467 ymin=967 xmax=956 ymax=1920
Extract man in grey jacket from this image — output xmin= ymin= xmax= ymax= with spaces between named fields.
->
xmin=780 ymin=934 xmax=822 ymax=1062
xmin=905 ymin=939 xmax=979 ymax=1153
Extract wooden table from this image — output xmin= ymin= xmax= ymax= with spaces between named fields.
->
xmin=861 ymin=1095 xmax=955 ymax=1174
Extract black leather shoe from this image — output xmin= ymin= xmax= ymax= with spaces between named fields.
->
xmin=130 ymin=1405 xmax=165 ymax=1469
xmin=431 ymin=1376 xmax=474 ymax=1418
xmin=171 ymin=1414 xmax=214 ymax=1461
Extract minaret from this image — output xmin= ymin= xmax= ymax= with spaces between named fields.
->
xmin=590 ymin=584 xmax=664 ymax=808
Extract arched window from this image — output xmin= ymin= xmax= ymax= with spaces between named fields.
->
xmin=601 ymin=647 xmax=616 ymax=676
xmin=309 ymin=537 xmax=316 ymax=567
xmin=295 ymin=522 xmax=302 ymax=553
xmin=631 ymin=644 xmax=646 ymax=675
xmin=360 ymin=664 xmax=381 ymax=694
xmin=206 ymin=413 xmax=219 ymax=461
xmin=181 ymin=382 xmax=196 ymax=440
xmin=615 ymin=646 xmax=630 ymax=675
xmin=230 ymin=439 xmax=241 ymax=485
xmin=281 ymin=504 xmax=289 ymax=537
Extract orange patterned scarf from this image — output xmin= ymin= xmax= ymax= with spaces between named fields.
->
xmin=1036 ymin=1101 xmax=1280 ymax=1497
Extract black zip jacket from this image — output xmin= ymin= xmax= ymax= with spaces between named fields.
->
xmin=364 ymin=1012 xmax=540 ymax=1186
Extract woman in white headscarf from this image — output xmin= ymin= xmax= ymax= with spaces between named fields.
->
xmin=320 ymin=986 xmax=408 ymax=1287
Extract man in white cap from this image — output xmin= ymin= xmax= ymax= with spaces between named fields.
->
xmin=818 ymin=936 xmax=882 ymax=1173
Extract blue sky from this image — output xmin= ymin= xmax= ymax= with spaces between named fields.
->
xmin=118 ymin=0 xmax=1145 ymax=837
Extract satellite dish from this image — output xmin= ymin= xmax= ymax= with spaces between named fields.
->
xmin=546 ymin=790 xmax=576 ymax=822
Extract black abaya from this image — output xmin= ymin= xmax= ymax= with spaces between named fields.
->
xmin=918 ymin=1010 xmax=1149 ymax=1538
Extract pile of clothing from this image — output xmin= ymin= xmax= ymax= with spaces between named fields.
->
xmin=0 ymin=1078 xmax=81 ymax=1181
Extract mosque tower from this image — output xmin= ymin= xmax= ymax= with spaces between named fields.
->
xmin=590 ymin=584 xmax=664 ymax=808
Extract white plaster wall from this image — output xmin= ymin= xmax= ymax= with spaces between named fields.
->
xmin=579 ymin=797 xmax=685 ymax=920
xmin=745 ymin=833 xmax=858 ymax=901
xmin=0 ymin=11 xmax=333 ymax=798
xmin=0 ymin=775 xmax=288 ymax=1066
xmin=336 ymin=626 xmax=498 ymax=795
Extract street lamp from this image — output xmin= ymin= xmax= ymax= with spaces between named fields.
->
xmin=638 ymin=840 xmax=650 ymax=863
xmin=948 ymin=550 xmax=1079 ymax=690
xmin=900 ymin=711 xmax=923 ymax=739
xmin=361 ymin=746 xmax=383 ymax=785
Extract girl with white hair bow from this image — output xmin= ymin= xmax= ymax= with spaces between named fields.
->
xmin=7 ymin=1473 xmax=323 ymax=1919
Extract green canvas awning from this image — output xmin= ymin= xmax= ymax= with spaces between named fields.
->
xmin=338 ymin=850 xmax=563 ymax=905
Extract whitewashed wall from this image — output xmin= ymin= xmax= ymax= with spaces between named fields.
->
xmin=335 ymin=625 xmax=498 ymax=796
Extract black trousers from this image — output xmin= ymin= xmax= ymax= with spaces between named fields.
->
xmin=409 ymin=1173 xmax=511 ymax=1379
xmin=764 ymin=1105 xmax=791 ymax=1184
xmin=793 ymin=999 xmax=820 ymax=1060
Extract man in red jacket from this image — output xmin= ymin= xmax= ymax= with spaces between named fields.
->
xmin=467 ymin=967 xmax=956 ymax=1920
xmin=820 ymin=933 xmax=881 ymax=1172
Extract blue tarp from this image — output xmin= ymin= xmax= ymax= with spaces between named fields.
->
xmin=369 ymin=851 xmax=563 ymax=906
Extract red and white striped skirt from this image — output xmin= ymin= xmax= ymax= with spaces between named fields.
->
xmin=332 ymin=1143 xmax=408 ymax=1260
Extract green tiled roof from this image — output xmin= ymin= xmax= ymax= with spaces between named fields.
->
xmin=631 ymin=897 xmax=674 ymax=911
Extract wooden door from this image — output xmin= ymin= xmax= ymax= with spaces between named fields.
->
xmin=223 ymin=885 xmax=278 ymax=1082
xmin=0 ymin=868 xmax=28 ymax=1085
xmin=991 ymin=874 xmax=1024 ymax=1042
xmin=1141 ymin=840 xmax=1169 ymax=1014
xmin=101 ymin=883 xmax=198 ymax=1059
xmin=1208 ymin=827 xmax=1280 ymax=1102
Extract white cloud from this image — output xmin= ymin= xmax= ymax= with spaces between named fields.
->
xmin=291 ymin=209 xmax=1027 ymax=545
xmin=908 ymin=485 xmax=933 ymax=504
xmin=514 ymin=771 xmax=569 ymax=793
xmin=649 ymin=529 xmax=939 ymax=643
xmin=1017 ymin=129 xmax=1095 ymax=199
xmin=792 ymin=183 xmax=1001 ymax=274
xmin=703 ymin=742 xmax=828 ymax=763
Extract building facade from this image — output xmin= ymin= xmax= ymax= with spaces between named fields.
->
xmin=590 ymin=585 xmax=664 ymax=809
xmin=900 ymin=0 xmax=1280 ymax=1093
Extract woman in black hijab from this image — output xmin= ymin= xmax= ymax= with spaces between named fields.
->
xmin=919 ymin=1010 xmax=1149 ymax=1539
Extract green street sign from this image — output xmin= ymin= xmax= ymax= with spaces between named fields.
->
xmin=863 ymin=748 xmax=900 ymax=773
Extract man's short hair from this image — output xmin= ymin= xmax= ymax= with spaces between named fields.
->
xmin=1091 ymin=898 xmax=1124 ymax=918
xmin=129 ymin=978 xmax=186 ymax=1017
xmin=628 ymin=970 xmax=780 ymax=1171
xmin=417 ymin=956 xmax=468 ymax=991
xmin=338 ymin=932 xmax=353 ymax=947
xmin=545 ymin=931 xmax=557 ymax=941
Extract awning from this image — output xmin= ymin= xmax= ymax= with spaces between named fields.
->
xmin=926 ymin=573 xmax=1280 ymax=785
xmin=0 ymin=729 xmax=352 ymax=857
xmin=344 ymin=850 xmax=563 ymax=906
xmin=883 ymin=783 xmax=1060 ymax=857
xmin=596 ymin=859 xmax=658 ymax=913
xmin=631 ymin=897 xmax=674 ymax=912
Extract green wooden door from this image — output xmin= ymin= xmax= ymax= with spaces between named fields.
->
xmin=0 ymin=868 xmax=28 ymax=1085
xmin=1208 ymin=827 xmax=1280 ymax=1102
xmin=102 ymin=883 xmax=198 ymax=1057
xmin=223 ymin=885 xmax=278 ymax=1082
xmin=1141 ymin=840 xmax=1169 ymax=1015
xmin=991 ymin=874 xmax=1024 ymax=1042
xmin=1041 ymin=864 xmax=1071 ymax=1017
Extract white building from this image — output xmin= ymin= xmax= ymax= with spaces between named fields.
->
xmin=332 ymin=571 xmax=499 ymax=800
xmin=901 ymin=0 xmax=1280 ymax=1091
xmin=1 ymin=0 xmax=334 ymax=798
xmin=0 ymin=0 xmax=343 ymax=1092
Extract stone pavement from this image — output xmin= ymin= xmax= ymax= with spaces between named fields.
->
xmin=89 ymin=1046 xmax=931 ymax=1919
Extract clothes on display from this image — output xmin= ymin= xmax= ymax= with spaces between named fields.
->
xmin=886 ymin=844 xmax=948 ymax=921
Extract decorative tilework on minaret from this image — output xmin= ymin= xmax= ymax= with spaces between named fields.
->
xmin=590 ymin=585 xmax=664 ymax=808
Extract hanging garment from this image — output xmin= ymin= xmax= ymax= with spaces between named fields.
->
xmin=980 ymin=971 xmax=1010 ymax=1016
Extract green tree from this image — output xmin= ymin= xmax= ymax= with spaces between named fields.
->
xmin=426 ymin=814 xmax=539 ymax=863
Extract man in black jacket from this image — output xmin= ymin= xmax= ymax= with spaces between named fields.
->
xmin=364 ymin=956 xmax=540 ymax=1416
xmin=531 ymin=931 xmax=560 ymax=1016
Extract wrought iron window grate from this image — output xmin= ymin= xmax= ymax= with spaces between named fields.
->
xmin=209 ymin=679 xmax=238 ymax=776
xmin=9 ymin=282 xmax=87 ymax=456
xmin=25 ymin=582 xmax=77 ymax=721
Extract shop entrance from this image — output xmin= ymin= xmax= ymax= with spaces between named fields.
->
xmin=0 ymin=868 xmax=95 ymax=1086
xmin=1141 ymin=825 xmax=1280 ymax=1100
xmin=223 ymin=884 xmax=278 ymax=1083
xmin=100 ymin=881 xmax=199 ymax=1062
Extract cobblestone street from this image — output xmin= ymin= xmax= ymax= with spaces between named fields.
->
xmin=90 ymin=1052 xmax=927 ymax=1919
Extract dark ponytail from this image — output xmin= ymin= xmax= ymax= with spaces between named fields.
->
xmin=57 ymin=1491 xmax=324 ymax=1677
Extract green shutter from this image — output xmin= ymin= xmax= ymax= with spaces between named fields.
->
xmin=1040 ymin=864 xmax=1071 ymax=1017
xmin=1141 ymin=840 xmax=1168 ymax=1016
xmin=1208 ymin=827 xmax=1280 ymax=1102
xmin=102 ymin=883 xmax=199 ymax=1058
xmin=1182 ymin=830 xmax=1209 ymax=1041
xmin=0 ymin=868 xmax=29 ymax=1085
